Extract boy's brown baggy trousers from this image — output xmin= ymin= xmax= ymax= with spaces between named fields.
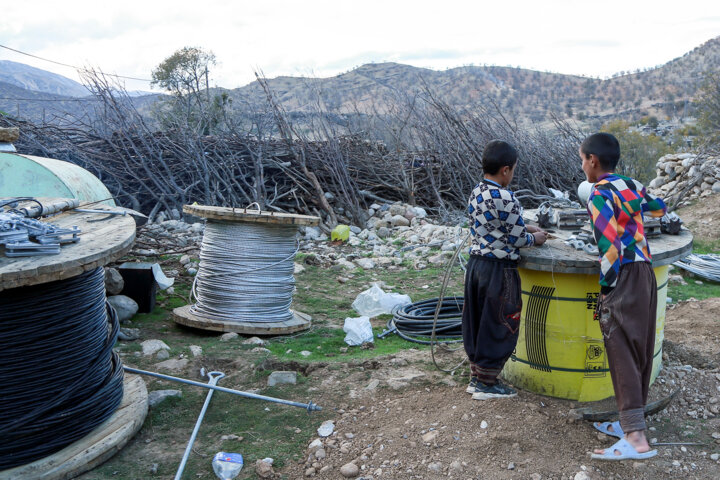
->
xmin=597 ymin=261 xmax=657 ymax=433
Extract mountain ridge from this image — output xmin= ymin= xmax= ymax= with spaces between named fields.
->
xmin=2 ymin=36 xmax=719 ymax=125
xmin=0 ymin=60 xmax=90 ymax=98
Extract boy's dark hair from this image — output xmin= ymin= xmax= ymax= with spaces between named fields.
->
xmin=580 ymin=133 xmax=620 ymax=171
xmin=482 ymin=140 xmax=518 ymax=175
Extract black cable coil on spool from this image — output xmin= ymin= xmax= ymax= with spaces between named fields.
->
xmin=0 ymin=267 xmax=124 ymax=469
xmin=384 ymin=297 xmax=465 ymax=344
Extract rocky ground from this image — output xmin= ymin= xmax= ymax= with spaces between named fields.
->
xmin=113 ymin=198 xmax=720 ymax=480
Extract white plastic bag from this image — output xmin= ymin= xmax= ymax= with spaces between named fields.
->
xmin=343 ymin=316 xmax=374 ymax=346
xmin=351 ymin=284 xmax=411 ymax=317
xmin=212 ymin=452 xmax=243 ymax=479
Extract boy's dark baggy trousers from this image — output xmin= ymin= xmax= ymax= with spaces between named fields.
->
xmin=462 ymin=255 xmax=523 ymax=386
xmin=597 ymin=261 xmax=657 ymax=433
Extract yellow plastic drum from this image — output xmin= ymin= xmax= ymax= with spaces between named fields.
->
xmin=503 ymin=266 xmax=668 ymax=402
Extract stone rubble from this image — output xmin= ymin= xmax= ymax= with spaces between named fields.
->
xmin=128 ymin=201 xmax=469 ymax=280
xmin=648 ymin=153 xmax=720 ymax=206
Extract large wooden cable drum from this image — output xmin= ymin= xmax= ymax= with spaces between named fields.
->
xmin=502 ymin=230 xmax=692 ymax=402
xmin=0 ymin=199 xmax=147 ymax=479
xmin=173 ymin=205 xmax=320 ymax=335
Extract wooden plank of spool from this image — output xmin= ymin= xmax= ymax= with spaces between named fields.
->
xmin=0 ymin=374 xmax=148 ymax=480
xmin=183 ymin=204 xmax=321 ymax=227
xmin=173 ymin=304 xmax=312 ymax=335
xmin=0 ymin=198 xmax=136 ymax=292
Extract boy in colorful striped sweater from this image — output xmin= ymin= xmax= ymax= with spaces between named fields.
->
xmin=579 ymin=133 xmax=667 ymax=461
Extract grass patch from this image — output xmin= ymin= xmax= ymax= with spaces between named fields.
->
xmin=292 ymin=260 xmax=463 ymax=325
xmin=94 ymin=252 xmax=466 ymax=479
xmin=690 ymin=238 xmax=720 ymax=254
xmin=88 ymin=380 xmax=331 ymax=480
xmin=667 ymin=275 xmax=720 ymax=302
xmin=667 ymin=239 xmax=720 ymax=301
xmin=265 ymin=325 xmax=429 ymax=362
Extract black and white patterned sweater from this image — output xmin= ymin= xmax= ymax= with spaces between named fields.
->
xmin=467 ymin=179 xmax=534 ymax=261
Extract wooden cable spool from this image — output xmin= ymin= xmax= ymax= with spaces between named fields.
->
xmin=173 ymin=204 xmax=320 ymax=335
xmin=0 ymin=198 xmax=147 ymax=479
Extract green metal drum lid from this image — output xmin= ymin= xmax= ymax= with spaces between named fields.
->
xmin=0 ymin=153 xmax=115 ymax=207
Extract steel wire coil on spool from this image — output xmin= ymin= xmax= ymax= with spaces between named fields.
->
xmin=190 ymin=220 xmax=299 ymax=324
xmin=0 ymin=267 xmax=124 ymax=469
xmin=387 ymin=297 xmax=464 ymax=344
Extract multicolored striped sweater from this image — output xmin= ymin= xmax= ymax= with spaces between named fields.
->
xmin=587 ymin=173 xmax=667 ymax=290
xmin=468 ymin=179 xmax=535 ymax=261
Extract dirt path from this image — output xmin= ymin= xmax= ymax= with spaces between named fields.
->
xmin=279 ymin=303 xmax=720 ymax=479
xmin=675 ymin=194 xmax=720 ymax=242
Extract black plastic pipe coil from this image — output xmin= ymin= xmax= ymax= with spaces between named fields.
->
xmin=0 ymin=267 xmax=124 ymax=470
xmin=387 ymin=296 xmax=464 ymax=344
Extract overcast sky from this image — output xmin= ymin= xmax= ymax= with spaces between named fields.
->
xmin=2 ymin=0 xmax=720 ymax=92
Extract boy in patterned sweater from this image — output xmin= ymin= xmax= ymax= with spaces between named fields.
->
xmin=580 ymin=133 xmax=667 ymax=461
xmin=462 ymin=140 xmax=547 ymax=400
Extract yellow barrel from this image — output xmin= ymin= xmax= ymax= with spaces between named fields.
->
xmin=503 ymin=265 xmax=668 ymax=402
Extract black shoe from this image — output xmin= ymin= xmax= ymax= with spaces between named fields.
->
xmin=466 ymin=376 xmax=478 ymax=394
xmin=471 ymin=381 xmax=517 ymax=400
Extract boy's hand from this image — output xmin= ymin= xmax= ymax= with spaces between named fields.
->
xmin=533 ymin=231 xmax=547 ymax=246
xmin=526 ymin=224 xmax=542 ymax=233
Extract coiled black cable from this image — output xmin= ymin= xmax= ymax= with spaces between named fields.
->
xmin=0 ymin=267 xmax=124 ymax=469
xmin=385 ymin=297 xmax=464 ymax=344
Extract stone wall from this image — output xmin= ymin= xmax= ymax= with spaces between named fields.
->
xmin=648 ymin=153 xmax=720 ymax=207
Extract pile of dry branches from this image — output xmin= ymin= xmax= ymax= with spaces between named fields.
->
xmin=1 ymin=72 xmax=587 ymax=228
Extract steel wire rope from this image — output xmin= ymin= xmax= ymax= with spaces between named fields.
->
xmin=428 ymin=232 xmax=470 ymax=374
xmin=673 ymin=253 xmax=720 ymax=282
xmin=190 ymin=218 xmax=300 ymax=324
xmin=0 ymin=267 xmax=124 ymax=469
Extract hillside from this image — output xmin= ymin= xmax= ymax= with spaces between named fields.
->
xmin=230 ymin=36 xmax=720 ymax=124
xmin=0 ymin=80 xmax=94 ymax=123
xmin=2 ymin=36 xmax=719 ymax=126
xmin=0 ymin=60 xmax=90 ymax=97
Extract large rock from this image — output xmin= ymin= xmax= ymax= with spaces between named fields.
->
xmin=340 ymin=463 xmax=359 ymax=478
xmin=388 ymin=204 xmax=406 ymax=216
xmin=390 ymin=215 xmax=410 ymax=227
xmin=649 ymin=177 xmax=666 ymax=189
xmin=428 ymin=253 xmax=446 ymax=265
xmin=334 ymin=258 xmax=356 ymax=270
xmin=376 ymin=227 xmax=390 ymax=238
xmin=0 ymin=127 xmax=19 ymax=142
xmin=255 ymin=459 xmax=275 ymax=478
xmin=356 ymin=258 xmax=375 ymax=269
xmin=108 ymin=295 xmax=139 ymax=323
xmin=154 ymin=358 xmax=188 ymax=372
xmin=104 ymin=267 xmax=124 ymax=295
xmin=305 ymin=226 xmax=322 ymax=240
xmin=268 ymin=371 xmax=297 ymax=386
xmin=117 ymin=327 xmax=140 ymax=341
xmin=148 ymin=389 xmax=182 ymax=407
xmin=141 ymin=339 xmax=170 ymax=356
